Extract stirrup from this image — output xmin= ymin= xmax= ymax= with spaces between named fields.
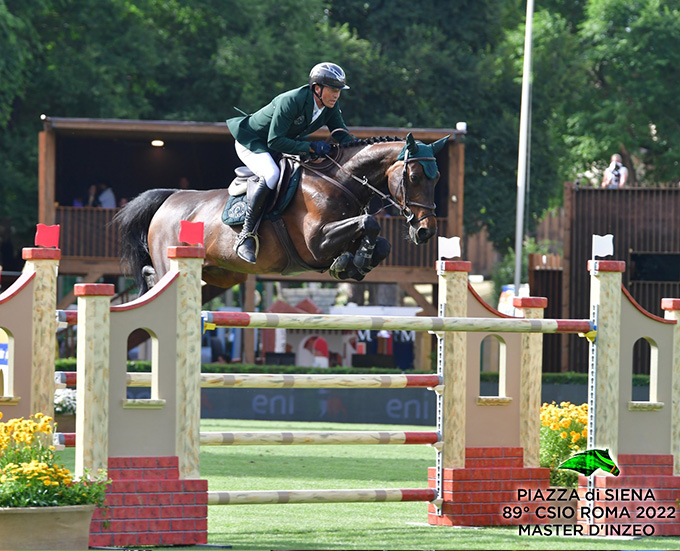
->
xmin=234 ymin=231 xmax=260 ymax=259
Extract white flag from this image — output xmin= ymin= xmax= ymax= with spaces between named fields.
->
xmin=592 ymin=234 xmax=614 ymax=258
xmin=438 ymin=236 xmax=461 ymax=259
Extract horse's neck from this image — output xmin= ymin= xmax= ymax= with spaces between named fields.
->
xmin=338 ymin=143 xmax=401 ymax=193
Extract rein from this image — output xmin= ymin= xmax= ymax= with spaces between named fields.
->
xmin=322 ymin=155 xmax=400 ymax=212
xmin=313 ymin=150 xmax=437 ymax=223
xmin=300 ymin=161 xmax=364 ymax=210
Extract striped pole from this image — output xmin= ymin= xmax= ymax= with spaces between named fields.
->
xmin=54 ymin=432 xmax=76 ymax=448
xmin=207 ymin=488 xmax=437 ymax=505
xmin=203 ymin=311 xmax=591 ymax=334
xmin=200 ymin=431 xmax=439 ymax=446
xmin=199 ymin=373 xmax=441 ymax=389
xmin=56 ymin=372 xmax=441 ymax=389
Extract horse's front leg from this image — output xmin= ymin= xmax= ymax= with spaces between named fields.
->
xmin=313 ymin=214 xmax=382 ymax=280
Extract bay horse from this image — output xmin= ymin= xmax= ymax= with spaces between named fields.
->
xmin=114 ymin=133 xmax=448 ymax=294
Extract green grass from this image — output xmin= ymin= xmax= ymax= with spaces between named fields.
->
xmin=59 ymin=419 xmax=680 ymax=550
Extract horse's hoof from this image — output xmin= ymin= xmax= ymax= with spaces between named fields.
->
xmin=142 ymin=265 xmax=156 ymax=290
xmin=236 ymin=238 xmax=257 ymax=264
xmin=349 ymin=262 xmax=370 ymax=281
xmin=329 ymin=252 xmax=353 ymax=280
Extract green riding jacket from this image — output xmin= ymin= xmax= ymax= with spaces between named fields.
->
xmin=226 ymin=85 xmax=354 ymax=155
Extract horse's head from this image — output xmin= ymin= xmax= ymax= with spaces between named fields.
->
xmin=388 ymin=133 xmax=448 ymax=245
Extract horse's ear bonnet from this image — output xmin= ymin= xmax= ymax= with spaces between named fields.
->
xmin=406 ymin=132 xmax=419 ymax=156
xmin=398 ymin=133 xmax=449 ymax=180
xmin=432 ymin=135 xmax=449 ymax=155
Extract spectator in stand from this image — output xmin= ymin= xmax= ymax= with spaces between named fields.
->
xmin=86 ymin=184 xmax=100 ymax=207
xmin=97 ymin=182 xmax=117 ymax=208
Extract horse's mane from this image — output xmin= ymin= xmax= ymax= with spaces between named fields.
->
xmin=318 ymin=135 xmax=403 ymax=171
xmin=337 ymin=136 xmax=403 ymax=149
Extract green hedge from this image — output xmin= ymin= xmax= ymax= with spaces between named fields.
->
xmin=54 ymin=359 xmax=651 ymax=386
xmin=55 ymin=359 xmax=401 ymax=376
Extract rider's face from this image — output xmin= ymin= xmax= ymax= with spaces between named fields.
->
xmin=316 ymin=85 xmax=341 ymax=108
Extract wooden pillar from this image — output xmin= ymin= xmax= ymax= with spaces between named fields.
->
xmin=243 ymin=274 xmax=256 ymax=364
xmin=589 ymin=260 xmax=625 ymax=458
xmin=447 ymin=138 xmax=465 ymax=239
xmin=513 ymin=296 xmax=547 ymax=468
xmin=168 ymin=246 xmax=205 ymax=479
xmin=74 ymin=283 xmax=114 ymax=477
xmin=38 ymin=130 xmax=56 ymax=225
xmin=438 ymin=260 xmax=470 ymax=468
xmin=662 ymin=298 xmax=680 ymax=475
xmin=22 ymin=248 xmax=61 ymax=418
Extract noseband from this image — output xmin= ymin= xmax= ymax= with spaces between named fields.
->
xmin=399 ymin=149 xmax=437 ymax=225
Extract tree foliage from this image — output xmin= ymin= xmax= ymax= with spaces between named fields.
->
xmin=565 ymin=0 xmax=680 ymax=184
xmin=0 ymin=0 xmax=679 ymax=252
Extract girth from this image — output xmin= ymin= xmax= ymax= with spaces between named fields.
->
xmin=269 ymin=215 xmax=326 ymax=276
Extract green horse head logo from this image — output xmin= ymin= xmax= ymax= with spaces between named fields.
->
xmin=559 ymin=448 xmax=620 ymax=477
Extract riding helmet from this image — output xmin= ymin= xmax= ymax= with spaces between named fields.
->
xmin=309 ymin=62 xmax=350 ymax=90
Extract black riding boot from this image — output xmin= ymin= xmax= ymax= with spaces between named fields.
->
xmin=235 ymin=177 xmax=273 ymax=263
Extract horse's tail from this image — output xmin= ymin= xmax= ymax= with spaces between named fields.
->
xmin=113 ymin=189 xmax=177 ymax=294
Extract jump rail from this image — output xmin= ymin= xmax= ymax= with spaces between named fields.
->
xmin=207 ymin=488 xmax=438 ymax=505
xmin=56 ymin=430 xmax=440 ymax=448
xmin=199 ymin=431 xmax=440 ymax=446
xmin=55 ymin=372 xmax=442 ymax=389
xmin=202 ymin=311 xmax=592 ymax=334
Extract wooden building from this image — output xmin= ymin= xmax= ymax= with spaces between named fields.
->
xmin=38 ymin=117 xmax=465 ymax=315
xmin=562 ymin=182 xmax=680 ymax=374
xmin=529 ymin=183 xmax=680 ymax=373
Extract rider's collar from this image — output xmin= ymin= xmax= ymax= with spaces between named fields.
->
xmin=397 ymin=142 xmax=438 ymax=179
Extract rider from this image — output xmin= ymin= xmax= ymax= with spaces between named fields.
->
xmin=226 ymin=62 xmax=355 ymax=263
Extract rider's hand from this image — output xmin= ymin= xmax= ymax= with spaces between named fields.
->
xmin=309 ymin=141 xmax=331 ymax=157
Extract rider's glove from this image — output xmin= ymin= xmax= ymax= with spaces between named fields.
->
xmin=309 ymin=141 xmax=331 ymax=157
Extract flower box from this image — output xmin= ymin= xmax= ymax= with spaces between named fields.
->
xmin=0 ymin=504 xmax=95 ymax=550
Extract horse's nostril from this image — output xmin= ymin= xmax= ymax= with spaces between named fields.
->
xmin=417 ymin=227 xmax=429 ymax=242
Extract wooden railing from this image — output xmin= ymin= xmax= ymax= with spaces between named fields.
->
xmin=55 ymin=206 xmax=121 ymax=259
xmin=54 ymin=206 xmax=445 ymax=269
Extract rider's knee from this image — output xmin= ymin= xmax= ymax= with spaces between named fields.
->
xmin=262 ymin=165 xmax=280 ymax=190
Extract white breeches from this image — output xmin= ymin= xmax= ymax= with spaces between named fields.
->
xmin=235 ymin=141 xmax=280 ymax=190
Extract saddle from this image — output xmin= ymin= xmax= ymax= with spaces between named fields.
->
xmin=221 ymin=156 xmax=321 ymax=275
xmin=222 ymin=156 xmax=299 ymax=225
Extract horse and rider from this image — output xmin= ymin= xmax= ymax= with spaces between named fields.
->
xmin=114 ymin=62 xmax=448 ymax=294
xmin=227 ymin=62 xmax=355 ymax=263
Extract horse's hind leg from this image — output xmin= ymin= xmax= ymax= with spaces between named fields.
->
xmin=142 ymin=266 xmax=157 ymax=291
xmin=146 ymin=230 xmax=173 ymax=292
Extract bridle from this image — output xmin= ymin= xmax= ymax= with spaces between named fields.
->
xmin=398 ymin=148 xmax=438 ymax=224
xmin=311 ymin=147 xmax=437 ymax=225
